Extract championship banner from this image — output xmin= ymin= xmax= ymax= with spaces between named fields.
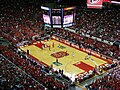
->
xmin=87 ymin=0 xmax=103 ymax=9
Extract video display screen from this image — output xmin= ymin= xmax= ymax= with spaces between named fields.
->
xmin=63 ymin=14 xmax=73 ymax=24
xmin=52 ymin=16 xmax=61 ymax=24
xmin=43 ymin=14 xmax=51 ymax=24
xmin=41 ymin=6 xmax=76 ymax=28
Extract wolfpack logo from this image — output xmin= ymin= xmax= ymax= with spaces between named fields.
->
xmin=90 ymin=0 xmax=100 ymax=4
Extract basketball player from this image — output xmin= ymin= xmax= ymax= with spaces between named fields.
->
xmin=27 ymin=49 xmax=29 ymax=54
xmin=56 ymin=58 xmax=58 ymax=63
xmin=41 ymin=44 xmax=44 ymax=50
xmin=72 ymin=52 xmax=75 ymax=58
xmin=48 ymin=45 xmax=51 ymax=51
xmin=58 ymin=44 xmax=60 ymax=48
xmin=85 ymin=52 xmax=91 ymax=60
xmin=52 ymin=42 xmax=54 ymax=48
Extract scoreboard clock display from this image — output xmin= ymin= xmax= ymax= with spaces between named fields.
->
xmin=41 ymin=5 xmax=76 ymax=28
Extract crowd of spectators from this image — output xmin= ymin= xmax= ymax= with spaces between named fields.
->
xmin=75 ymin=8 xmax=120 ymax=42
xmin=0 ymin=54 xmax=45 ymax=90
xmin=86 ymin=66 xmax=120 ymax=90
xmin=0 ymin=2 xmax=44 ymax=45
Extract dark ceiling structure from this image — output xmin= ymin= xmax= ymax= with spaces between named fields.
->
xmin=0 ymin=0 xmax=120 ymax=8
xmin=0 ymin=0 xmax=86 ymax=6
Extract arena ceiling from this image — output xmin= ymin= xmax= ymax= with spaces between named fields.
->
xmin=0 ymin=0 xmax=119 ymax=8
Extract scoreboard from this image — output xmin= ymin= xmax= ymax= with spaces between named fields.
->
xmin=41 ymin=5 xmax=76 ymax=28
xmin=41 ymin=6 xmax=51 ymax=25
xmin=63 ymin=6 xmax=75 ymax=27
xmin=52 ymin=8 xmax=62 ymax=28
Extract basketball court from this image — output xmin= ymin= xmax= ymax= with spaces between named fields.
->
xmin=20 ymin=39 xmax=109 ymax=78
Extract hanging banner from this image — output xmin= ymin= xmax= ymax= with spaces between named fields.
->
xmin=87 ymin=0 xmax=103 ymax=9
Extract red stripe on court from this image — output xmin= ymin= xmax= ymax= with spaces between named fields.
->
xmin=73 ymin=61 xmax=94 ymax=72
xmin=34 ymin=42 xmax=43 ymax=49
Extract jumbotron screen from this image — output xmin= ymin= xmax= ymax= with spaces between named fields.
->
xmin=63 ymin=14 xmax=73 ymax=24
xmin=52 ymin=16 xmax=61 ymax=24
xmin=41 ymin=6 xmax=51 ymax=26
xmin=63 ymin=7 xmax=75 ymax=27
xmin=41 ymin=6 xmax=76 ymax=28
xmin=43 ymin=14 xmax=51 ymax=24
